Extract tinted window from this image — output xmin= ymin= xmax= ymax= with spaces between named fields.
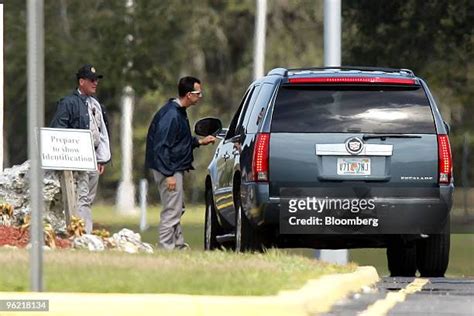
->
xmin=271 ymin=86 xmax=435 ymax=133
xmin=246 ymin=83 xmax=275 ymax=133
xmin=240 ymin=84 xmax=261 ymax=130
xmin=226 ymin=86 xmax=255 ymax=139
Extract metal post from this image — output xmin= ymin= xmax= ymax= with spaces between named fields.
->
xmin=253 ymin=0 xmax=267 ymax=79
xmin=324 ymin=0 xmax=341 ymax=67
xmin=319 ymin=0 xmax=348 ymax=265
xmin=27 ymin=0 xmax=45 ymax=291
xmin=116 ymin=86 xmax=136 ymax=214
xmin=139 ymin=179 xmax=149 ymax=232
xmin=117 ymin=0 xmax=136 ymax=215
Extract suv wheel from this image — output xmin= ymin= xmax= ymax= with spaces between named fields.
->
xmin=204 ymin=190 xmax=220 ymax=250
xmin=235 ymin=200 xmax=260 ymax=252
xmin=386 ymin=241 xmax=417 ymax=277
xmin=416 ymin=230 xmax=450 ymax=277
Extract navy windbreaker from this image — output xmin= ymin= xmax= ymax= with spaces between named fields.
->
xmin=145 ymin=99 xmax=200 ymax=177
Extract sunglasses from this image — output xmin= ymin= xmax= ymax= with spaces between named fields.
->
xmin=189 ymin=90 xmax=203 ymax=97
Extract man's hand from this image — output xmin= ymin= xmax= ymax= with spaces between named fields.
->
xmin=98 ymin=164 xmax=105 ymax=175
xmin=199 ymin=135 xmax=216 ymax=146
xmin=166 ymin=176 xmax=177 ymax=191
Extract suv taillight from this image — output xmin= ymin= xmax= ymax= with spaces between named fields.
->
xmin=252 ymin=133 xmax=270 ymax=182
xmin=438 ymin=134 xmax=452 ymax=184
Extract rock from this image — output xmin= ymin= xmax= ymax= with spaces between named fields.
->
xmin=72 ymin=229 xmax=153 ymax=253
xmin=73 ymin=234 xmax=105 ymax=251
xmin=0 ymin=161 xmax=65 ymax=233
xmin=119 ymin=241 xmax=139 ymax=254
xmin=111 ymin=228 xmax=154 ymax=254
xmin=140 ymin=242 xmax=154 ymax=254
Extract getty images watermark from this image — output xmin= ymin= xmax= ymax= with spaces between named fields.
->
xmin=287 ymin=197 xmax=379 ymax=228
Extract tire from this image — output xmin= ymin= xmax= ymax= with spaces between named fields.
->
xmin=416 ymin=232 xmax=450 ymax=277
xmin=235 ymin=200 xmax=260 ymax=252
xmin=204 ymin=190 xmax=220 ymax=251
xmin=386 ymin=241 xmax=417 ymax=277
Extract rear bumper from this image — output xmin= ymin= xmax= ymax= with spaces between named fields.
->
xmin=242 ymin=183 xmax=454 ymax=235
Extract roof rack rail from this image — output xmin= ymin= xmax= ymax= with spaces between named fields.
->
xmin=286 ymin=66 xmax=415 ymax=77
xmin=267 ymin=68 xmax=288 ymax=77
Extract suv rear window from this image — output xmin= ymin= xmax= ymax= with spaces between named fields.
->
xmin=271 ymin=85 xmax=435 ymax=133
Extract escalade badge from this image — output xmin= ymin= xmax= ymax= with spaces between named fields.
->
xmin=345 ymin=137 xmax=364 ymax=155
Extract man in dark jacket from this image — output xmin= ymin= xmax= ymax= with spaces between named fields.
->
xmin=146 ymin=76 xmax=215 ymax=249
xmin=50 ymin=64 xmax=111 ymax=234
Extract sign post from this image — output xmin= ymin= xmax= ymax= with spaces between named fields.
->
xmin=59 ymin=171 xmax=75 ymax=225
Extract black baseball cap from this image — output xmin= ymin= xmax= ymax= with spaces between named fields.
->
xmin=76 ymin=64 xmax=103 ymax=80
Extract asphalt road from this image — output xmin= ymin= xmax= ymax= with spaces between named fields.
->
xmin=323 ymin=277 xmax=474 ymax=316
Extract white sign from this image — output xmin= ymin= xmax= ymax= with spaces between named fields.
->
xmin=40 ymin=128 xmax=97 ymax=171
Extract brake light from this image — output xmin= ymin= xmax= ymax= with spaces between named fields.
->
xmin=288 ymin=77 xmax=416 ymax=85
xmin=438 ymin=135 xmax=452 ymax=184
xmin=252 ymin=133 xmax=270 ymax=182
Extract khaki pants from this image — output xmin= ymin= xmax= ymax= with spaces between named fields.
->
xmin=75 ymin=170 xmax=99 ymax=234
xmin=152 ymin=170 xmax=185 ymax=250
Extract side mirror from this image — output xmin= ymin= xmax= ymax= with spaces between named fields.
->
xmin=194 ymin=117 xmax=222 ymax=137
xmin=443 ymin=121 xmax=451 ymax=135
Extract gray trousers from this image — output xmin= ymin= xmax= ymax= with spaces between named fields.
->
xmin=75 ymin=170 xmax=100 ymax=234
xmin=152 ymin=170 xmax=185 ymax=250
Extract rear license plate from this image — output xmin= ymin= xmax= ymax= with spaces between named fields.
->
xmin=337 ymin=157 xmax=371 ymax=175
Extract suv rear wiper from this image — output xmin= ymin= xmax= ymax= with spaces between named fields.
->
xmin=362 ymin=134 xmax=422 ymax=140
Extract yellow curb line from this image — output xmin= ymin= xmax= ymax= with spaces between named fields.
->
xmin=0 ymin=266 xmax=379 ymax=316
xmin=278 ymin=266 xmax=379 ymax=314
xmin=359 ymin=278 xmax=429 ymax=316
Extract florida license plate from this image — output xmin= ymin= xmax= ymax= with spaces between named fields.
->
xmin=337 ymin=157 xmax=371 ymax=175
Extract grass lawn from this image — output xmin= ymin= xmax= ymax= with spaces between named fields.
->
xmin=0 ymin=248 xmax=354 ymax=295
xmin=0 ymin=204 xmax=355 ymax=295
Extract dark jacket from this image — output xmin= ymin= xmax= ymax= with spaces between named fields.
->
xmin=145 ymin=99 xmax=200 ymax=177
xmin=51 ymin=90 xmax=110 ymax=131
xmin=50 ymin=90 xmax=111 ymax=163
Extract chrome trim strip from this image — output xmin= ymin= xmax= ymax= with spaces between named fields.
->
xmin=316 ymin=144 xmax=393 ymax=156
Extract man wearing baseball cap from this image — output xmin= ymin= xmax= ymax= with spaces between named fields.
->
xmin=50 ymin=64 xmax=111 ymax=234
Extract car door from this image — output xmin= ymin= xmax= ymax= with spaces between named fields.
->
xmin=214 ymin=85 xmax=259 ymax=224
xmin=213 ymin=89 xmax=252 ymax=217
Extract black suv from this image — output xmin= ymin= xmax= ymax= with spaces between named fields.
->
xmin=195 ymin=66 xmax=454 ymax=277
